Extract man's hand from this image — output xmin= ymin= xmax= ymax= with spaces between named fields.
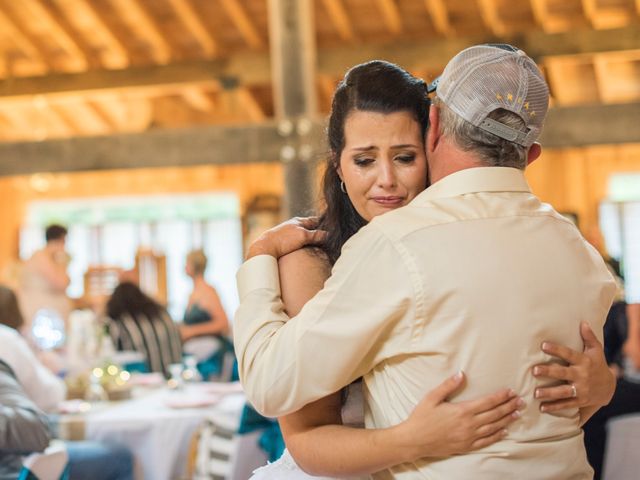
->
xmin=533 ymin=322 xmax=615 ymax=412
xmin=246 ymin=217 xmax=328 ymax=260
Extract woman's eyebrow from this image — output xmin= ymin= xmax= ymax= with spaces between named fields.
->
xmin=349 ymin=145 xmax=378 ymax=152
xmin=390 ymin=143 xmax=420 ymax=149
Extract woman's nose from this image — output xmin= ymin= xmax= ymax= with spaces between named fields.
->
xmin=377 ymin=161 xmax=397 ymax=188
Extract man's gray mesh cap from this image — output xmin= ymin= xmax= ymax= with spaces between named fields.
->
xmin=437 ymin=44 xmax=549 ymax=148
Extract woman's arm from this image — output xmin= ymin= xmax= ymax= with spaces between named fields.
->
xmin=181 ymin=286 xmax=230 ymax=340
xmin=277 ymin=248 xmax=522 ymax=477
xmin=282 ymin=373 xmax=521 ymax=477
xmin=532 ymin=322 xmax=616 ymax=425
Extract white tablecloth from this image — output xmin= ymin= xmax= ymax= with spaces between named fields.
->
xmin=79 ymin=384 xmax=245 ymax=480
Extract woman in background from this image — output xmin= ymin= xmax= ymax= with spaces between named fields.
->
xmin=106 ymin=282 xmax=182 ymax=378
xmin=181 ymin=250 xmax=233 ymax=376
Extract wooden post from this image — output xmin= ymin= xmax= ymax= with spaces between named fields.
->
xmin=268 ymin=0 xmax=319 ymax=217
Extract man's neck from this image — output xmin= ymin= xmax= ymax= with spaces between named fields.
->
xmin=428 ymin=141 xmax=485 ymax=184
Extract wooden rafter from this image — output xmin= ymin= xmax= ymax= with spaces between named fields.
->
xmin=167 ymin=0 xmax=218 ymax=57
xmin=2 ymin=25 xmax=640 ymax=104
xmin=73 ymin=0 xmax=129 ymax=68
xmin=31 ymin=0 xmax=93 ymax=69
xmin=374 ymin=0 xmax=403 ymax=35
xmin=220 ymin=0 xmax=264 ymax=49
xmin=110 ymin=0 xmax=173 ymax=64
xmin=236 ymin=87 xmax=265 ymax=121
xmin=54 ymin=100 xmax=113 ymax=135
xmin=320 ymin=0 xmax=355 ymax=42
xmin=582 ymin=0 xmax=634 ymax=29
xmin=181 ymin=86 xmax=215 ymax=112
xmin=2 ymin=0 xmax=90 ymax=72
xmin=0 ymin=4 xmax=50 ymax=71
xmin=424 ymin=0 xmax=453 ymax=37
xmin=476 ymin=0 xmax=506 ymax=36
xmin=530 ymin=0 xmax=549 ymax=31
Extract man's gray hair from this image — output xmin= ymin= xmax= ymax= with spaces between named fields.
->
xmin=434 ymin=96 xmax=529 ymax=169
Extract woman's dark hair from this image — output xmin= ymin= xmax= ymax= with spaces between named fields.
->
xmin=106 ymin=282 xmax=163 ymax=321
xmin=318 ymin=60 xmax=431 ymax=264
xmin=0 ymin=285 xmax=25 ymax=331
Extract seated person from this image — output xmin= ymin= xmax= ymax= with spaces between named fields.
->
xmin=106 ymin=282 xmax=182 ymax=378
xmin=0 ymin=359 xmax=50 ymax=480
xmin=0 ymin=285 xmax=134 ymax=480
xmin=0 ymin=285 xmax=66 ymax=412
xmin=182 ymin=250 xmax=233 ymax=375
xmin=584 ymin=298 xmax=640 ymax=479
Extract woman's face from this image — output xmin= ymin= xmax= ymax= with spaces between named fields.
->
xmin=338 ymin=110 xmax=427 ymax=222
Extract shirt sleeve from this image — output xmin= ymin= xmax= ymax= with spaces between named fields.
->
xmin=0 ymin=364 xmax=50 ymax=453
xmin=10 ymin=336 xmax=66 ymax=413
xmin=233 ymin=224 xmax=416 ymax=417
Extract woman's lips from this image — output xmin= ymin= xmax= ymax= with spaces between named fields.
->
xmin=371 ymin=196 xmax=405 ymax=206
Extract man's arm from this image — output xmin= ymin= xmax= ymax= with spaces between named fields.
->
xmin=0 ymin=363 xmax=50 ymax=453
xmin=234 ymin=225 xmax=416 ymax=417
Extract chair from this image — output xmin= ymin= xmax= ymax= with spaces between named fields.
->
xmin=19 ymin=441 xmax=69 ymax=480
xmin=602 ymin=413 xmax=640 ymax=480
xmin=191 ymin=411 xmax=268 ymax=480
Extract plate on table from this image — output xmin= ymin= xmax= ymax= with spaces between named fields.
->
xmin=58 ymin=399 xmax=92 ymax=414
xmin=191 ymin=382 xmax=244 ymax=395
xmin=164 ymin=393 xmax=221 ymax=409
xmin=128 ymin=372 xmax=165 ymax=387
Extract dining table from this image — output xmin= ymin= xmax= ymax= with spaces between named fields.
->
xmin=55 ymin=379 xmax=246 ymax=480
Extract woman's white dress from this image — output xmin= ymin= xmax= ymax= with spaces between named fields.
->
xmin=250 ymin=383 xmax=369 ymax=480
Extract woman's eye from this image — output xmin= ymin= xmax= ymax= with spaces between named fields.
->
xmin=354 ymin=157 xmax=374 ymax=166
xmin=396 ymin=154 xmax=416 ymax=164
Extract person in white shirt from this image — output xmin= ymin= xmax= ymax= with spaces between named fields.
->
xmin=235 ymin=48 xmax=616 ymax=479
xmin=0 ymin=301 xmax=65 ymax=412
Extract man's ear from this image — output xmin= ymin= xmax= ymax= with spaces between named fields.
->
xmin=527 ymin=142 xmax=542 ymax=165
xmin=427 ymin=106 xmax=441 ymax=155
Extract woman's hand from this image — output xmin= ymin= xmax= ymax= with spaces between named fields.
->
xmin=394 ymin=371 xmax=523 ymax=461
xmin=532 ymin=322 xmax=615 ymax=413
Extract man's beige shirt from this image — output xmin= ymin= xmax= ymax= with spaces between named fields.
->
xmin=235 ymin=167 xmax=616 ymax=479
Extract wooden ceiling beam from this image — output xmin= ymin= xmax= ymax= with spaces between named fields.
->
xmin=167 ymin=0 xmax=218 ymax=57
xmin=1 ymin=25 xmax=640 ymax=104
xmin=236 ymin=87 xmax=266 ymax=121
xmin=1 ymin=102 xmax=639 ymax=175
xmin=375 ymin=0 xmax=403 ymax=35
xmin=424 ymin=0 xmax=453 ymax=37
xmin=73 ymin=0 xmax=129 ymax=68
xmin=220 ymin=0 xmax=265 ymax=49
xmin=181 ymin=86 xmax=215 ymax=112
xmin=320 ymin=0 xmax=356 ymax=42
xmin=476 ymin=0 xmax=507 ymax=36
xmin=110 ymin=0 xmax=173 ymax=64
xmin=0 ymin=5 xmax=50 ymax=71
xmin=31 ymin=0 xmax=93 ymax=69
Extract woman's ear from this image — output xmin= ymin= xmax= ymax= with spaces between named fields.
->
xmin=333 ymin=153 xmax=343 ymax=181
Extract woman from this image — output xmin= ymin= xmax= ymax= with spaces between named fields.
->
xmin=250 ymin=61 xmax=614 ymax=478
xmin=106 ymin=282 xmax=182 ymax=378
xmin=181 ymin=250 xmax=232 ymax=367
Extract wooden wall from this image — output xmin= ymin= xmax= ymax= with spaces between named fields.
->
xmin=0 ymin=162 xmax=284 ymax=273
xmin=526 ymin=144 xmax=640 ymax=251
xmin=1 ymin=143 xmax=640 ymax=275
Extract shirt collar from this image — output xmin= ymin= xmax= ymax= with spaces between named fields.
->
xmin=416 ymin=167 xmax=532 ymax=203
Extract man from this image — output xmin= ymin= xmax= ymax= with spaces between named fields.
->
xmin=19 ymin=224 xmax=72 ymax=340
xmin=234 ymin=45 xmax=616 ymax=478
